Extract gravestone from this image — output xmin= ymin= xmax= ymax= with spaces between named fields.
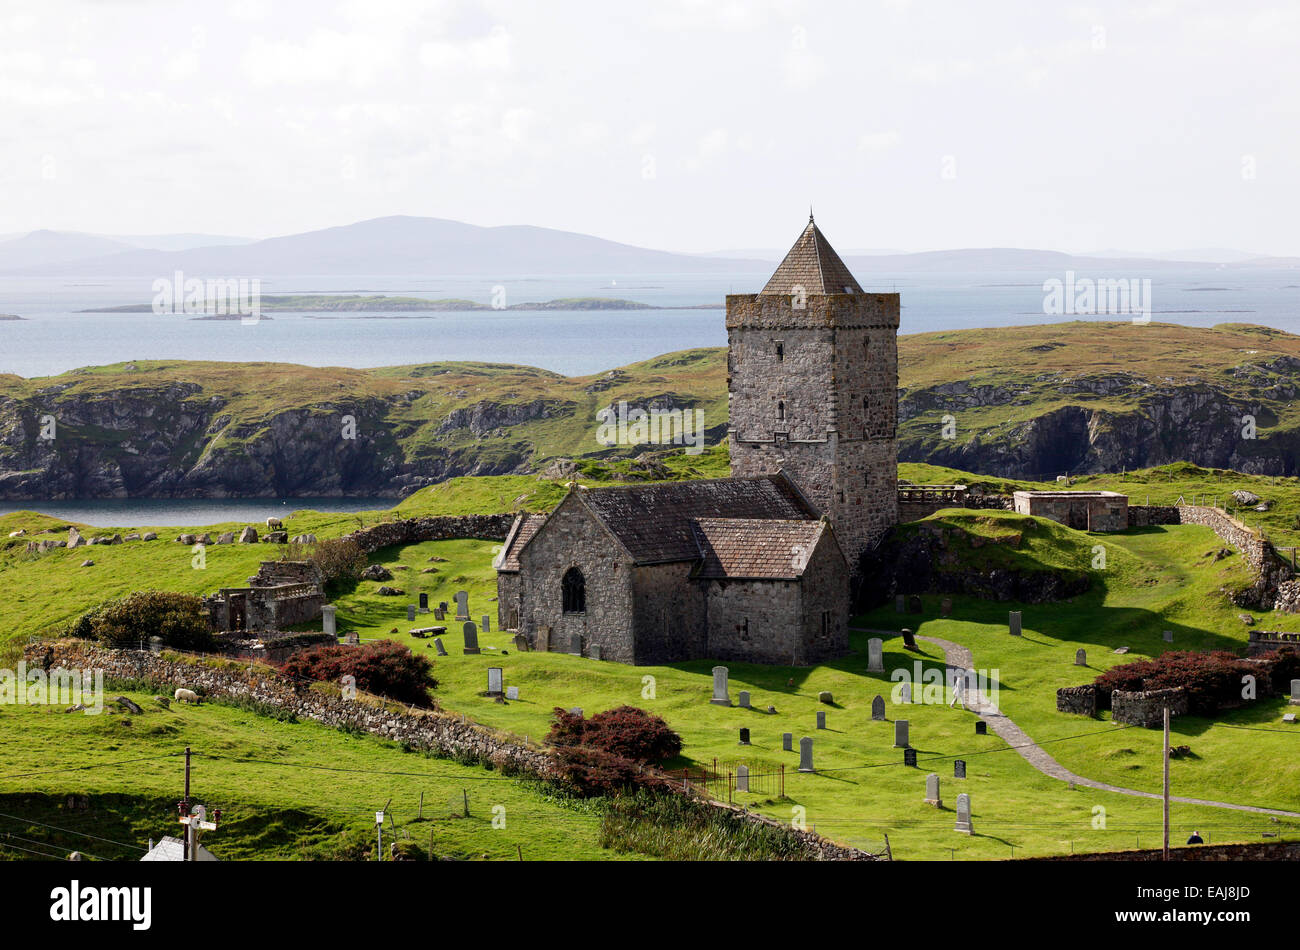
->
xmin=955 ymin=793 xmax=973 ymax=834
xmin=537 ymin=626 xmax=551 ymax=652
xmin=591 ymin=644 xmax=602 ymax=661
xmin=797 ymin=737 xmax=815 ymax=773
xmin=894 ymin=719 xmax=910 ymax=748
xmin=570 ymin=708 xmax=582 ymax=717
xmin=954 ymin=759 xmax=967 ymax=779
xmin=407 ymin=605 xmax=416 ymax=622
xmin=344 ymin=631 xmax=360 ymax=645
xmin=903 ymin=748 xmax=918 ymax=767
xmin=506 ymin=686 xmax=519 ymax=701
xmin=481 ymin=615 xmax=491 ymax=633
xmin=710 ymin=666 xmax=731 ymax=706
xmin=738 ymin=691 xmax=751 ymax=709
xmin=462 ymin=621 xmax=481 ymax=655
xmin=419 ymin=592 xmax=429 ymax=614
xmin=433 ymin=606 xmax=445 ymax=621
xmin=736 ymin=765 xmax=750 ymax=792
xmin=782 ymin=732 xmax=793 ymax=751
xmin=868 ymin=638 xmax=884 ymax=672
xmin=1163 ymin=629 xmax=1173 ymax=643
xmin=513 ymin=634 xmax=529 ymax=652
xmin=940 ymin=597 xmax=953 ymax=617
xmin=871 ymin=695 xmax=886 ymax=721
xmin=1075 ymin=648 xmax=1087 ymax=666
xmin=454 ymin=590 xmax=470 ymax=621
xmin=439 ymin=601 xmax=448 ymax=613
xmin=1284 ymin=713 xmax=1297 ymax=723
xmin=148 ymin=636 xmax=163 ymax=654
xmin=569 ymin=633 xmax=582 ymax=656
xmin=487 ymin=667 xmax=503 ymax=696
xmin=816 ymin=711 xmax=826 ymax=730
xmin=1009 ymin=611 xmax=1022 ymax=637
xmin=900 ymin=682 xmax=912 ymax=704
xmin=895 ymin=594 xmax=906 ymax=614
xmin=908 ymin=595 xmax=922 ymax=614
xmin=1291 ymin=679 xmax=1300 ymax=704
xmin=321 ymin=605 xmax=336 ymax=636
xmin=901 ymin=628 xmax=917 ymax=650
xmin=924 ymin=773 xmax=941 ymax=806
xmin=739 ymin=727 xmax=750 ymax=746
xmin=975 ymin=720 xmax=987 ymax=735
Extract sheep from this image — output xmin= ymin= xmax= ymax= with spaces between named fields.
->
xmin=173 ymin=687 xmax=200 ymax=705
xmin=266 ymin=517 xmax=283 ymax=530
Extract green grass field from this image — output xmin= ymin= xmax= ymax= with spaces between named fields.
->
xmin=5 ymin=460 xmax=1300 ymax=860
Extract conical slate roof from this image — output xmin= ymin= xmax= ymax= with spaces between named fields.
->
xmin=760 ymin=215 xmax=864 ymax=295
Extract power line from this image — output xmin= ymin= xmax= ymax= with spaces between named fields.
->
xmin=0 ymin=752 xmax=181 ymax=781
xmin=0 ymin=810 xmax=146 ymax=851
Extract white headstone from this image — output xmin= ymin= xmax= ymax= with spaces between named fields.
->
xmin=955 ymin=793 xmax=972 ymax=833
xmin=738 ymin=690 xmax=751 ymax=709
xmin=736 ymin=765 xmax=749 ymax=793
xmin=868 ymin=637 xmax=884 ymax=672
xmin=321 ymin=605 xmax=337 ymax=636
xmin=710 ymin=666 xmax=731 ymax=706
xmin=924 ymin=772 xmax=942 ymax=806
xmin=506 ymin=686 xmax=519 ymax=701
xmin=487 ymin=667 xmax=503 ymax=695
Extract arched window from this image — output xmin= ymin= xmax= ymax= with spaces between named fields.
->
xmin=777 ymin=400 xmax=786 ymax=422
xmin=562 ymin=567 xmax=586 ymax=613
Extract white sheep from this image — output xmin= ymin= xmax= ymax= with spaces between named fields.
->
xmin=174 ymin=687 xmax=200 ymax=705
xmin=266 ymin=517 xmax=283 ymax=530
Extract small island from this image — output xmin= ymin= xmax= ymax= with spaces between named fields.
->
xmin=77 ymin=294 xmax=722 ymax=314
xmin=0 ymin=314 xmax=25 ymax=321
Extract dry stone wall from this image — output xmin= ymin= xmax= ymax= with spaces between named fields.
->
xmin=1111 ymin=687 xmax=1189 ymax=727
xmin=343 ymin=513 xmax=515 ymax=553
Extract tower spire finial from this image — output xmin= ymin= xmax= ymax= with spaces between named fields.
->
xmin=809 ymin=204 xmax=814 ymax=224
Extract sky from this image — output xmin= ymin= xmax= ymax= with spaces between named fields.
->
xmin=1 ymin=0 xmax=1297 ymax=255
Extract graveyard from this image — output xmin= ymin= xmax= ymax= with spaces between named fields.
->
xmin=3 ymin=464 xmax=1300 ymax=860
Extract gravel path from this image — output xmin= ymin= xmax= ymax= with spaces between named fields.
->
xmin=852 ymin=626 xmax=1300 ymax=818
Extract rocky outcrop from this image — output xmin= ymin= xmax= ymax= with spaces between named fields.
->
xmin=899 ymin=376 xmax=1296 ymax=478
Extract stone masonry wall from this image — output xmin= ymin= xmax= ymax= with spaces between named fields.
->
xmin=1111 ymin=687 xmax=1189 ymax=727
xmin=1055 ymin=684 xmax=1099 ymax=716
xmin=343 ymin=513 xmax=515 ymax=553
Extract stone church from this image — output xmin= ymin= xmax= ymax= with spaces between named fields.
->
xmin=495 ymin=215 xmax=900 ymax=665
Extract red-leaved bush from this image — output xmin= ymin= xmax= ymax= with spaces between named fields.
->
xmin=281 ymin=639 xmax=436 ymax=707
xmin=548 ymin=706 xmax=683 ymax=763
xmin=1094 ymin=648 xmax=1299 ymax=716
xmin=550 ymin=745 xmax=670 ymax=798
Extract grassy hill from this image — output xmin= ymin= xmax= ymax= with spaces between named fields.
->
xmin=5 ymin=320 xmax=1300 ymax=499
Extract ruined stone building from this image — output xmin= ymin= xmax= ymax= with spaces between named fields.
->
xmin=205 ymin=560 xmax=325 ymax=633
xmin=495 ymin=216 xmax=898 ymax=665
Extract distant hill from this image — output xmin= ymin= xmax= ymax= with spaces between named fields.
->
xmin=6 ymin=216 xmax=771 ymax=277
xmin=2 ymin=321 xmax=1300 ymax=499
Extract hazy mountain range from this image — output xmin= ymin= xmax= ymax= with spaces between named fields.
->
xmin=2 ymin=216 xmax=1296 ymax=278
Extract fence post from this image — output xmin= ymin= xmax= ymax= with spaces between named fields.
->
xmin=780 ymin=764 xmax=785 ymax=799
xmin=727 ymin=770 xmax=732 ymax=805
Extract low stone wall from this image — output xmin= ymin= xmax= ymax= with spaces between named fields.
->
xmin=24 ymin=639 xmax=877 ymax=861
xmin=1056 ymin=684 xmax=1098 ymax=716
xmin=1126 ymin=505 xmax=1180 ymax=527
xmin=1246 ymin=629 xmax=1300 ymax=658
xmin=1033 ymin=840 xmax=1300 ymax=861
xmin=342 ymin=513 xmax=516 ymax=553
xmin=1111 ymin=687 xmax=1188 ymax=727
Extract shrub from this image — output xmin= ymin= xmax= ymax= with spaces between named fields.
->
xmin=308 ymin=537 xmax=368 ymax=592
xmin=547 ymin=706 xmax=682 ymax=764
xmin=1094 ymin=649 xmax=1295 ymax=716
xmin=69 ymin=591 xmax=215 ymax=651
xmin=551 ymin=745 xmax=669 ymax=798
xmin=281 ymin=639 xmax=436 ymax=707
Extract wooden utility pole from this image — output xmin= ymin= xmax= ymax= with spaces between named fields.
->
xmin=1162 ymin=706 xmax=1171 ymax=861
xmin=182 ymin=746 xmax=191 ymax=861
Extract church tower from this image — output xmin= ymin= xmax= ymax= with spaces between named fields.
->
xmin=726 ymin=214 xmax=899 ymax=572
